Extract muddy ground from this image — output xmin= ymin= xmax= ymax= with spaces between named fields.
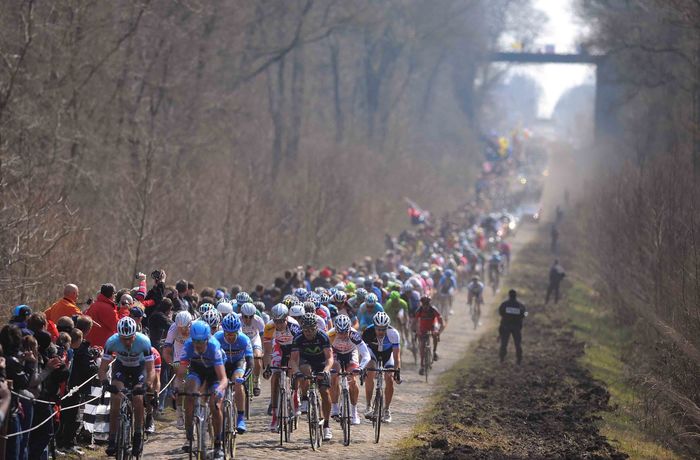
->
xmin=396 ymin=235 xmax=627 ymax=460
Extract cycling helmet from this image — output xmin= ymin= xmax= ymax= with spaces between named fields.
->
xmin=420 ymin=295 xmax=431 ymax=303
xmin=294 ymin=288 xmax=308 ymax=301
xmin=300 ymin=312 xmax=318 ymax=330
xmin=221 ymin=314 xmax=242 ymax=333
xmin=282 ymin=295 xmax=297 ymax=307
xmin=355 ymin=288 xmax=368 ymax=300
xmin=289 ymin=305 xmax=305 ymax=317
xmin=445 ymin=269 xmax=454 ymax=276
xmin=328 ymin=304 xmax=339 ymax=318
xmin=190 ymin=320 xmax=211 ymax=341
xmin=314 ymin=287 xmax=326 ymax=295
xmin=366 ymin=293 xmax=378 ymax=306
xmin=240 ymin=302 xmax=257 ymax=316
xmin=334 ymin=314 xmax=351 ymax=333
xmin=199 ymin=302 xmax=215 ymax=316
xmin=117 ymin=317 xmax=138 ymax=338
xmin=334 ymin=282 xmax=346 ymax=291
xmin=303 ymin=301 xmax=316 ymax=314
xmin=270 ymin=303 xmax=289 ymax=320
xmin=175 ymin=311 xmax=193 ymax=328
xmin=373 ymin=311 xmax=391 ymax=327
xmin=333 ymin=291 xmax=347 ymax=303
xmin=420 ymin=270 xmax=430 ymax=279
xmin=217 ymin=301 xmax=234 ymax=316
xmin=390 ymin=290 xmax=401 ymax=301
xmin=319 ymin=293 xmax=330 ymax=305
xmin=236 ymin=291 xmax=252 ymax=304
xmin=328 ymin=287 xmax=338 ymax=297
xmin=202 ymin=308 xmax=222 ymax=329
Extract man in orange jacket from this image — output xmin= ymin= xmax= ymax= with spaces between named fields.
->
xmin=45 ymin=284 xmax=81 ymax=323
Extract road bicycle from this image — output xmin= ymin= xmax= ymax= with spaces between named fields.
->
xmin=270 ymin=366 xmax=297 ymax=445
xmin=221 ymin=380 xmax=241 ymax=460
xmin=332 ymin=367 xmax=354 ymax=446
xmin=300 ymin=372 xmax=325 ymax=450
xmin=363 ymin=366 xmax=398 ymax=443
xmin=419 ymin=331 xmax=433 ymax=382
xmin=178 ymin=391 xmax=213 ymax=460
xmin=102 ymin=386 xmax=146 ymax=460
xmin=469 ymin=295 xmax=483 ymax=330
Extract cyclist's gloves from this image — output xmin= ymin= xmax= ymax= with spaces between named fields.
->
xmin=215 ymin=388 xmax=226 ymax=400
xmin=393 ymin=368 xmax=402 ymax=384
xmin=262 ymin=366 xmax=272 ymax=380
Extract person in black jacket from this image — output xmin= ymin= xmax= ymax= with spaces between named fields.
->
xmin=1 ymin=324 xmax=37 ymax=460
xmin=145 ymin=269 xmax=167 ymax=318
xmin=498 ymin=289 xmax=527 ymax=364
xmin=56 ymin=327 xmax=98 ymax=454
xmin=545 ymin=260 xmax=566 ymax=304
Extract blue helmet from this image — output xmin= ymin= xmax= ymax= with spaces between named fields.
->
xmin=294 ymin=288 xmax=309 ymax=301
xmin=221 ymin=313 xmax=242 ymax=333
xmin=190 ymin=320 xmax=211 ymax=341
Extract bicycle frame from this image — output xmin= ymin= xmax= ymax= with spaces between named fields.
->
xmin=270 ymin=366 xmax=296 ymax=445
xmin=222 ymin=382 xmax=237 ymax=460
xmin=365 ymin=366 xmax=397 ymax=443
xmin=302 ymin=373 xmax=324 ymax=451
xmin=178 ymin=391 xmax=213 ymax=460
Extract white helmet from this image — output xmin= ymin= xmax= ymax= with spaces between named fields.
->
xmin=202 ymin=308 xmax=222 ymax=329
xmin=175 ymin=310 xmax=193 ymax=328
xmin=217 ymin=302 xmax=234 ymax=316
xmin=199 ymin=302 xmax=215 ymax=316
xmin=270 ymin=303 xmax=288 ymax=320
xmin=334 ymin=314 xmax=352 ymax=332
xmin=240 ymin=302 xmax=257 ymax=317
xmin=289 ymin=305 xmax=305 ymax=317
xmin=117 ymin=317 xmax=138 ymax=337
xmin=373 ymin=311 xmax=391 ymax=327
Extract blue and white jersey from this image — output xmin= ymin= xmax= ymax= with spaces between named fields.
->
xmin=214 ymin=330 xmax=253 ymax=363
xmin=179 ymin=336 xmax=224 ymax=368
xmin=102 ymin=332 xmax=154 ymax=367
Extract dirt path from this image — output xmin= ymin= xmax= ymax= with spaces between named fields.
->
xmin=142 ymin=226 xmax=537 ymax=459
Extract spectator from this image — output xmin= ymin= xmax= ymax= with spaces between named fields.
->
xmin=1 ymin=324 xmax=36 ymax=460
xmin=0 ymin=349 xmax=11 ymax=442
xmin=185 ymin=282 xmax=198 ymax=309
xmin=147 ymin=299 xmax=173 ymax=350
xmin=116 ymin=293 xmax=134 ymax=319
xmin=73 ymin=315 xmax=93 ymax=336
xmin=27 ymin=312 xmax=55 ymax=344
xmin=145 ymin=269 xmax=166 ymax=318
xmin=85 ymin=283 xmax=118 ymax=348
xmin=545 ymin=260 xmax=566 ymax=304
xmin=130 ymin=306 xmax=148 ymax=334
xmin=8 ymin=305 xmax=33 ymax=336
xmin=174 ymin=279 xmax=190 ymax=314
xmin=251 ymin=284 xmax=265 ymax=302
xmin=44 ymin=284 xmax=81 ymax=323
xmin=55 ymin=316 xmax=75 ymax=334
xmin=498 ymin=289 xmax=527 ymax=364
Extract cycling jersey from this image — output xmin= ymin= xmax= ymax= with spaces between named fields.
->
xmin=152 ymin=347 xmax=162 ymax=371
xmin=291 ymin=330 xmax=331 ymax=368
xmin=102 ymin=332 xmax=154 ymax=367
xmin=361 ymin=325 xmax=400 ymax=366
xmin=214 ymin=330 xmax=253 ymax=363
xmin=357 ymin=303 xmax=385 ymax=331
xmin=241 ymin=314 xmax=265 ymax=339
xmin=179 ymin=337 xmax=224 ymax=368
xmin=328 ymin=327 xmax=370 ymax=370
xmin=438 ymin=274 xmax=457 ymax=294
xmin=263 ymin=319 xmax=301 ymax=357
xmin=163 ymin=322 xmax=188 ymax=363
xmin=414 ymin=306 xmax=442 ymax=335
xmin=467 ymin=281 xmax=485 ymax=296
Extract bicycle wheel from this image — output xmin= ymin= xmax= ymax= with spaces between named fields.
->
xmin=424 ymin=342 xmax=432 ymax=383
xmin=116 ymin=419 xmax=130 ymax=460
xmin=307 ymin=392 xmax=318 ymax=451
xmin=373 ymin=388 xmax=383 ymax=443
xmin=193 ymin=415 xmax=205 ymax=460
xmin=244 ymin=376 xmax=251 ymax=420
xmin=279 ymin=388 xmax=287 ymax=445
xmin=222 ymin=400 xmax=235 ymax=460
xmin=285 ymin=388 xmax=295 ymax=441
xmin=341 ymin=388 xmax=351 ymax=446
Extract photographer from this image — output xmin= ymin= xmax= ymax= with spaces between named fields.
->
xmin=145 ymin=269 xmax=166 ymax=319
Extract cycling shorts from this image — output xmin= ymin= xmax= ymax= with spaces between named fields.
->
xmin=186 ymin=362 xmax=220 ymax=390
xmin=298 ymin=362 xmax=331 ymax=388
xmin=112 ymin=361 xmax=146 ymax=388
xmin=249 ymin=334 xmax=263 ymax=352
xmin=224 ymin=359 xmax=246 ymax=378
xmin=368 ymin=351 xmax=394 ymax=369
xmin=333 ymin=350 xmax=359 ymax=372
xmin=271 ymin=349 xmax=291 ymax=368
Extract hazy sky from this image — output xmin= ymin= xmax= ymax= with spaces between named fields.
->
xmin=509 ymin=0 xmax=595 ymax=118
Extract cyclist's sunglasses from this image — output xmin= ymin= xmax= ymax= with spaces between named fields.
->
xmin=192 ymin=339 xmax=208 ymax=345
xmin=376 ymin=326 xmax=388 ymax=331
xmin=243 ymin=314 xmax=254 ymax=319
xmin=273 ymin=318 xmax=286 ymax=324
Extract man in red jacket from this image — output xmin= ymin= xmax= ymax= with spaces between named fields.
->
xmin=85 ymin=283 xmax=118 ymax=348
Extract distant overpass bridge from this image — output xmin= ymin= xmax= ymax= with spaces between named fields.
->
xmin=488 ymin=52 xmax=618 ymax=139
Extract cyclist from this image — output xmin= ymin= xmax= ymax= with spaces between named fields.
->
xmin=214 ymin=314 xmax=253 ymax=434
xmin=175 ymin=321 xmax=228 ymax=459
xmin=163 ymin=310 xmax=192 ymax=429
xmin=361 ymin=311 xmax=401 ymax=423
xmin=201 ymin=308 xmax=222 ymax=333
xmin=327 ymin=314 xmax=370 ymax=425
xmin=99 ymin=317 xmax=155 ymax=456
xmin=290 ymin=312 xmax=334 ymax=441
xmin=437 ymin=269 xmax=457 ymax=315
xmin=303 ymin=301 xmax=328 ymax=330
xmin=239 ymin=302 xmax=265 ymax=396
xmin=262 ymin=304 xmax=301 ymax=431
xmin=467 ymin=275 xmax=485 ymax=313
xmin=333 ymin=290 xmax=358 ymax=327
xmin=357 ymin=293 xmax=384 ymax=331
xmin=488 ymin=252 xmax=502 ymax=290
xmin=414 ymin=296 xmax=444 ymax=371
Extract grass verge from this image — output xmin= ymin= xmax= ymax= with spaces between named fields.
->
xmin=566 ymin=281 xmax=680 ymax=460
